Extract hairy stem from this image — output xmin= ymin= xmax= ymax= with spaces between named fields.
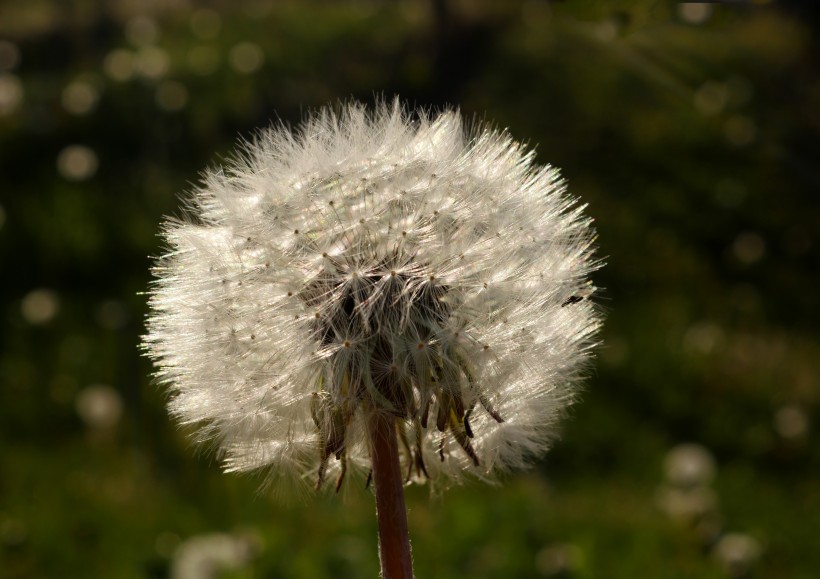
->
xmin=368 ymin=413 xmax=414 ymax=579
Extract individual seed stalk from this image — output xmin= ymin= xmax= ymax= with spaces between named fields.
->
xmin=143 ymin=100 xmax=602 ymax=577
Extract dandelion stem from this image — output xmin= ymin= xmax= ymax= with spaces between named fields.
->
xmin=368 ymin=412 xmax=414 ymax=579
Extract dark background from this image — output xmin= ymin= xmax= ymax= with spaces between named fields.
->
xmin=1 ymin=1 xmax=818 ymax=577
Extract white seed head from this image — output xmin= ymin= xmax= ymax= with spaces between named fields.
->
xmin=143 ymin=100 xmax=603 ymax=491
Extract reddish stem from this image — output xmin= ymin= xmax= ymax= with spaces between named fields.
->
xmin=368 ymin=413 xmax=414 ymax=579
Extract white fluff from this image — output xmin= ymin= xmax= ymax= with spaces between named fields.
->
xmin=143 ymin=100 xmax=602 ymax=492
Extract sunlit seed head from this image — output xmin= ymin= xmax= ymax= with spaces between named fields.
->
xmin=143 ymin=100 xmax=602 ymax=492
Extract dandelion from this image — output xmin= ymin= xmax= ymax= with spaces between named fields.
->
xmin=713 ymin=533 xmax=761 ymax=577
xmin=171 ymin=533 xmax=258 ymax=579
xmin=143 ymin=100 xmax=602 ymax=578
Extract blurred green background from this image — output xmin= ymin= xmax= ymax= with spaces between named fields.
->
xmin=1 ymin=1 xmax=818 ymax=577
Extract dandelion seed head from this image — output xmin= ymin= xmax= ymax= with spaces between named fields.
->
xmin=143 ymin=100 xmax=602 ymax=491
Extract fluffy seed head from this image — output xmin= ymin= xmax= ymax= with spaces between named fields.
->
xmin=143 ymin=100 xmax=602 ymax=492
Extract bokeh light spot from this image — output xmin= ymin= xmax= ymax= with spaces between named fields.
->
xmin=21 ymin=288 xmax=60 ymax=325
xmin=0 ymin=40 xmax=21 ymax=72
xmin=724 ymin=115 xmax=757 ymax=146
xmin=136 ymin=46 xmax=170 ymax=79
xmin=171 ymin=534 xmax=258 ymax=578
xmin=190 ymin=9 xmax=222 ymax=40
xmin=75 ymin=384 xmax=123 ymax=430
xmin=229 ymin=42 xmax=264 ymax=74
xmin=678 ymin=3 xmax=713 ymax=25
xmin=57 ymin=145 xmax=98 ymax=181
xmin=155 ymin=531 xmax=181 ymax=558
xmin=0 ymin=74 xmax=23 ymax=115
xmin=683 ymin=321 xmax=724 ymax=355
xmin=713 ymin=534 xmax=761 ymax=577
xmin=156 ymin=80 xmax=189 ymax=111
xmin=774 ymin=405 xmax=809 ymax=441
xmin=103 ymin=49 xmax=135 ymax=81
xmin=732 ymin=232 xmax=766 ymax=265
xmin=535 ymin=543 xmax=582 ymax=576
xmin=656 ymin=486 xmax=719 ymax=523
xmin=61 ymin=80 xmax=99 ymax=115
xmin=663 ymin=443 xmax=716 ymax=488
xmin=694 ymin=81 xmax=728 ymax=116
xmin=126 ymin=16 xmax=159 ymax=47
